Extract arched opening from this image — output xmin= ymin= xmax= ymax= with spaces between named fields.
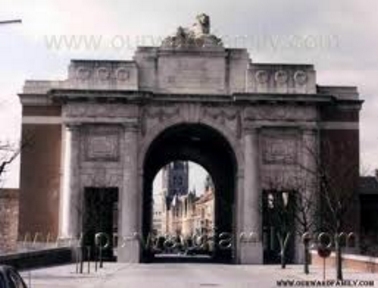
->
xmin=151 ymin=161 xmax=215 ymax=262
xmin=142 ymin=123 xmax=237 ymax=263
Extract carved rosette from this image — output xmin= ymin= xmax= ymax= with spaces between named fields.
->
xmin=274 ymin=70 xmax=288 ymax=85
xmin=76 ymin=67 xmax=91 ymax=81
xmin=73 ymin=65 xmax=131 ymax=83
xmin=115 ymin=68 xmax=130 ymax=82
xmin=96 ymin=67 xmax=110 ymax=81
xmin=294 ymin=70 xmax=308 ymax=85
xmin=255 ymin=70 xmax=269 ymax=84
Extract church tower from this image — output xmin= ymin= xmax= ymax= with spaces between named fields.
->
xmin=162 ymin=161 xmax=189 ymax=209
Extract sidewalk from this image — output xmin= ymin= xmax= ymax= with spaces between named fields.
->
xmin=20 ymin=263 xmax=378 ymax=288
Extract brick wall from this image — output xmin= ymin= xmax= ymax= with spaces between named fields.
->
xmin=0 ymin=188 xmax=19 ymax=253
xmin=18 ymin=105 xmax=62 ymax=239
xmin=319 ymin=104 xmax=361 ymax=235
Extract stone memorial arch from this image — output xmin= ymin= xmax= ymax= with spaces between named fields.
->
xmin=18 ymin=14 xmax=362 ymax=264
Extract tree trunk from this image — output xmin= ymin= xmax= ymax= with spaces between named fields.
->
xmin=281 ymin=250 xmax=286 ymax=269
xmin=304 ymin=240 xmax=310 ymax=274
xmin=335 ymin=236 xmax=343 ymax=280
xmin=281 ymin=234 xmax=286 ymax=269
xmin=278 ymin=232 xmax=288 ymax=269
xmin=79 ymin=246 xmax=84 ymax=274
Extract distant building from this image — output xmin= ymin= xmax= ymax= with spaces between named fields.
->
xmin=163 ymin=161 xmax=189 ymax=208
xmin=192 ymin=186 xmax=214 ymax=235
xmin=165 ymin=189 xmax=197 ymax=236
xmin=156 ymin=161 xmax=189 ymax=234
xmin=152 ymin=188 xmax=165 ymax=234
xmin=159 ymin=172 xmax=215 ymax=238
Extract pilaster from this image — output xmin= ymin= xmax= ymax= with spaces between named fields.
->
xmin=118 ymin=122 xmax=140 ymax=262
xmin=240 ymin=126 xmax=263 ymax=264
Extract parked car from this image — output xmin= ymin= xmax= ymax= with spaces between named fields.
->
xmin=0 ymin=266 xmax=27 ymax=288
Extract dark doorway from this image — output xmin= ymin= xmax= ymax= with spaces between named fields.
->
xmin=360 ymin=194 xmax=378 ymax=254
xmin=143 ymin=124 xmax=237 ymax=263
xmin=262 ymin=190 xmax=296 ymax=264
xmin=360 ymin=195 xmax=378 ymax=234
xmin=83 ymin=187 xmax=118 ymax=261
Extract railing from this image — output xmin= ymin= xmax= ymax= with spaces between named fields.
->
xmin=0 ymin=232 xmax=114 ymax=274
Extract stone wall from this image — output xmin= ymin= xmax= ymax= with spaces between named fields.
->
xmin=0 ymin=188 xmax=19 ymax=253
xmin=311 ymin=250 xmax=378 ymax=274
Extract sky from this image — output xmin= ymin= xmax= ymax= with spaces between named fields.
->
xmin=1 ymin=0 xmax=378 ymax=188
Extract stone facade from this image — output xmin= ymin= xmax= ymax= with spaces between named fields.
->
xmin=17 ymin=15 xmax=362 ymax=264
xmin=163 ymin=187 xmax=214 ymax=238
xmin=0 ymin=189 xmax=19 ymax=253
xmin=158 ymin=173 xmax=215 ymax=238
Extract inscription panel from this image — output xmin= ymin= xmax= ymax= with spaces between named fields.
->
xmin=86 ymin=134 xmax=119 ymax=161
xmin=158 ymin=55 xmax=226 ymax=93
xmin=83 ymin=127 xmax=121 ymax=162
xmin=261 ymin=130 xmax=299 ymax=165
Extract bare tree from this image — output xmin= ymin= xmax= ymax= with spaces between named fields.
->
xmin=262 ymin=131 xmax=358 ymax=280
xmin=298 ymin=137 xmax=359 ymax=281
xmin=0 ymin=142 xmax=20 ymax=183
xmin=0 ymin=18 xmax=23 ymax=184
xmin=287 ymin=174 xmax=318 ymax=275
xmin=0 ymin=136 xmax=32 ymax=187
xmin=263 ymin=172 xmax=319 ymax=273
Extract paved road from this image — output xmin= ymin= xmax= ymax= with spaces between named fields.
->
xmin=21 ymin=263 xmax=378 ymax=288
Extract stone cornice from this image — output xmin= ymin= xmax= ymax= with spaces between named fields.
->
xmin=22 ymin=90 xmax=364 ymax=108
xmin=46 ymin=89 xmax=357 ymax=105
xmin=158 ymin=48 xmax=227 ymax=57
xmin=18 ymin=93 xmax=57 ymax=106
xmin=333 ymin=99 xmax=364 ymax=110
xmin=243 ymin=121 xmax=318 ymax=131
xmin=122 ymin=121 xmax=139 ymax=132
xmin=233 ymin=93 xmax=335 ymax=104
xmin=63 ymin=117 xmax=138 ymax=125
xmin=48 ymin=89 xmax=152 ymax=104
